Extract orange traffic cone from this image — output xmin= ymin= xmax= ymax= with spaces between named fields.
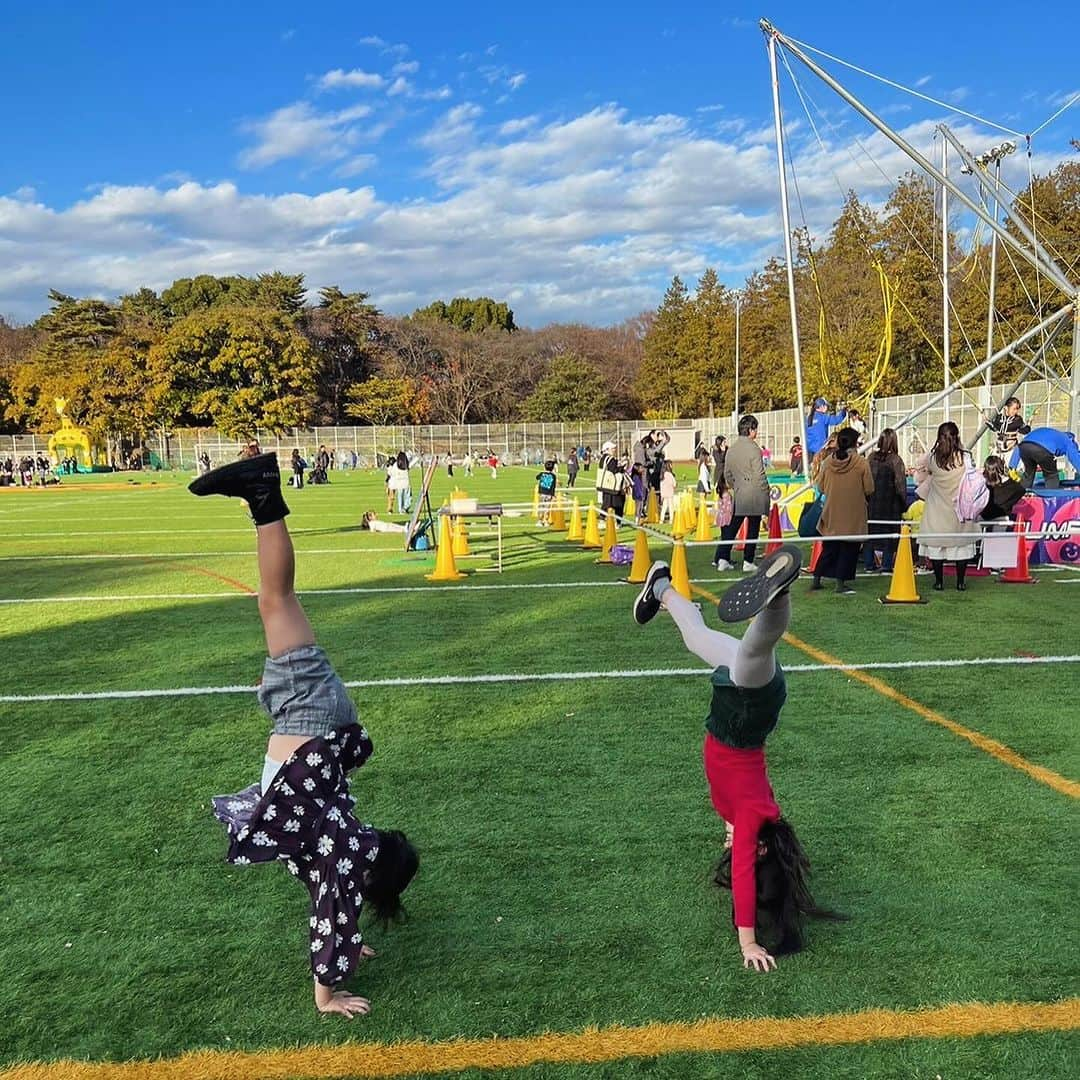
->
xmin=670 ymin=540 xmax=692 ymax=599
xmin=879 ymin=524 xmax=925 ymax=604
xmin=550 ymin=491 xmax=567 ymax=531
xmin=764 ymin=503 xmax=783 ymax=556
xmin=694 ymin=494 xmax=713 ymax=542
xmin=1000 ymin=520 xmax=1036 ymax=584
xmin=426 ymin=514 xmax=466 ymax=581
xmin=645 ymin=488 xmax=660 ymax=524
xmin=582 ymin=504 xmax=602 ymax=549
xmin=452 ymin=516 xmax=471 ymax=558
xmin=626 ymin=528 xmax=652 ymax=584
xmin=566 ymin=497 xmax=583 ymax=541
xmin=804 ymin=540 xmax=822 ymax=574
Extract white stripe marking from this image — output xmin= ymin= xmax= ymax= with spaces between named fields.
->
xmin=1 ymin=654 xmax=1076 ymax=703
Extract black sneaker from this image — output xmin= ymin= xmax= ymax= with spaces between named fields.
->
xmin=189 ymin=452 xmax=289 ymax=526
xmin=189 ymin=452 xmax=281 ymax=497
xmin=717 ymin=544 xmax=802 ymax=623
xmin=634 ymin=561 xmax=671 ymax=625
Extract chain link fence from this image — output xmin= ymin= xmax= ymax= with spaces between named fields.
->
xmin=2 ymin=379 xmax=1071 ymax=470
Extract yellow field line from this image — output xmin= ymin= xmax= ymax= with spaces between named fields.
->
xmin=2 ymin=998 xmax=1077 ymax=1080
xmin=690 ymin=585 xmax=1080 ymax=800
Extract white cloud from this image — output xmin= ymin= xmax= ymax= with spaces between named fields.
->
xmin=317 ymin=68 xmax=386 ymax=92
xmin=3 ymin=107 xmax=1068 ymax=327
xmin=387 ymin=76 xmax=411 ymax=96
xmin=915 ymin=75 xmax=932 ymax=88
xmin=393 ymin=60 xmax=420 ymax=76
xmin=359 ymin=35 xmax=407 ymax=57
xmin=508 ymin=73 xmax=526 ymax=91
xmin=238 ymin=102 xmax=373 ymax=168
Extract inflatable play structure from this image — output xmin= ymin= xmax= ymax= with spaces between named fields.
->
xmin=47 ymin=398 xmax=104 ymax=471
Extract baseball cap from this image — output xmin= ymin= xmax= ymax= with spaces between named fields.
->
xmin=601 ymin=440 xmax=616 ymax=452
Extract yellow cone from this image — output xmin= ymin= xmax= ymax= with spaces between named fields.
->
xmin=550 ymin=491 xmax=567 ymax=531
xmin=532 ymin=484 xmax=540 ymax=520
xmin=626 ymin=527 xmax=652 ymax=584
xmin=694 ymin=494 xmax=713 ymax=542
xmin=684 ymin=491 xmax=698 ymax=529
xmin=596 ymin=508 xmax=618 ymax=563
xmin=625 ymin=496 xmax=636 ymax=522
xmin=645 ymin=487 xmax=659 ymax=524
xmin=452 ymin=516 xmax=471 ymax=558
xmin=670 ymin=540 xmax=692 ymax=599
xmin=879 ymin=524 xmax=925 ymax=604
xmin=671 ymin=494 xmax=687 ymax=538
xmin=582 ymin=503 xmax=602 ymax=549
xmin=567 ymin=497 xmax=583 ymax=541
xmin=426 ymin=514 xmax=466 ymax=581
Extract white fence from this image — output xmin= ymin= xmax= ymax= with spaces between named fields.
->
xmin=4 ymin=378 xmax=1071 ymax=468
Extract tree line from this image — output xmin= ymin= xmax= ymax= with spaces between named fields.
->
xmin=0 ymin=159 xmax=1075 ymax=444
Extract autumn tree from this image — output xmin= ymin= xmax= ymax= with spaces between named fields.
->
xmin=150 ymin=306 xmax=318 ymax=436
xmin=521 ymin=353 xmax=610 ymax=420
xmin=413 ymin=296 xmax=516 ymax=333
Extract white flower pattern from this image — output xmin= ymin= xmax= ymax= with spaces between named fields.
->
xmin=211 ymin=724 xmax=378 ymax=988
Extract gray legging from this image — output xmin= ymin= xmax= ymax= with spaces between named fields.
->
xmin=659 ymin=586 xmax=789 ymax=688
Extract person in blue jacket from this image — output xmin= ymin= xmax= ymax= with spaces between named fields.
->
xmin=804 ymin=398 xmax=847 ymax=458
xmin=1009 ymin=428 xmax=1080 ymax=489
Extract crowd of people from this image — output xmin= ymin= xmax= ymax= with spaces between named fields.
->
xmin=0 ymin=455 xmax=58 ymax=486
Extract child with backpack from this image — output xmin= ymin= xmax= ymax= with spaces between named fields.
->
xmin=535 ymin=460 xmax=557 ymax=526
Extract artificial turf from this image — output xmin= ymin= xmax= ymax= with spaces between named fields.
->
xmin=0 ymin=465 xmax=1076 ymax=1078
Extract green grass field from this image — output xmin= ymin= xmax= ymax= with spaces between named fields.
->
xmin=0 ymin=465 xmax=1077 ymax=1079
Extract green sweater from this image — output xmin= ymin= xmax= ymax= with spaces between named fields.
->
xmin=705 ymin=664 xmax=787 ymax=749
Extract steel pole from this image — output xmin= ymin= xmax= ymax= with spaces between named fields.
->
xmin=941 ymin=137 xmax=951 ymax=422
xmin=939 ymin=126 xmax=1073 ymax=295
xmin=1070 ymin=303 xmax=1080 ymax=447
xmin=763 ymin=22 xmax=1076 ymax=298
xmin=734 ymin=293 xmax=741 ymax=421
xmin=966 ymin=315 xmax=1070 ymax=449
xmin=768 ymin=32 xmax=811 ymax=465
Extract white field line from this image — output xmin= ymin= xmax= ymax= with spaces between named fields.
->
xmin=0 ymin=548 xmax=407 ymax=561
xmin=0 ymin=654 xmax=1077 ymax=704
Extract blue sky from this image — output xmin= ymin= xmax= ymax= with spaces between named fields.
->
xmin=2 ymin=0 xmax=1077 ymax=325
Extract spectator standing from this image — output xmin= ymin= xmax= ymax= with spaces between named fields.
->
xmin=659 ymin=461 xmax=678 ymax=523
xmin=566 ymin=448 xmax=579 ymax=488
xmin=595 ymin=439 xmax=628 ymax=519
xmin=582 ymin=446 xmax=593 ymax=472
xmin=812 ymin=427 xmax=873 ymax=594
xmin=713 ymin=415 xmax=770 ymax=572
xmin=535 ymin=460 xmax=557 ymax=526
xmin=712 ymin=436 xmax=728 ymax=493
xmin=864 ymin=428 xmax=907 ymax=574
xmin=788 ymin=437 xmax=803 ymax=477
xmin=980 ymin=456 xmax=1026 ymax=523
xmin=847 ymin=409 xmax=866 ymax=445
xmin=805 ymin=398 xmax=847 ymax=458
xmin=696 ymin=450 xmax=712 ymax=494
xmin=290 ymin=448 xmax=306 ymax=490
xmin=915 ymin=422 xmax=980 ymax=591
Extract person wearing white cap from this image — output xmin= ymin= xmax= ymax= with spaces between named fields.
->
xmin=596 ymin=439 xmax=629 ymax=519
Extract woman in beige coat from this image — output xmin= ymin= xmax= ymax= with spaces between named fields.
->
xmin=812 ymin=428 xmax=873 ymax=595
xmin=915 ymin=421 xmax=980 ymax=591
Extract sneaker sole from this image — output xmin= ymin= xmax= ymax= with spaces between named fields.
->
xmin=717 ymin=545 xmax=802 ymax=623
xmin=634 ymin=564 xmax=670 ymax=625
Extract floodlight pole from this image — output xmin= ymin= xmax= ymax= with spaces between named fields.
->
xmin=766 ymin=29 xmax=810 ymax=466
xmin=941 ymin=137 xmax=951 ymax=421
xmin=763 ymin=21 xmax=1076 ymax=299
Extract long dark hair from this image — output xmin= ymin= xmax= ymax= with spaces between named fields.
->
xmin=833 ymin=427 xmax=859 ymax=461
xmin=713 ymin=818 xmax=844 ymax=955
xmin=873 ymin=427 xmax=898 ymax=461
xmin=364 ymin=829 xmax=419 ymax=924
xmin=932 ymin=422 xmax=964 ymax=470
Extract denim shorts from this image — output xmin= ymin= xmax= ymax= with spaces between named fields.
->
xmin=257 ymin=645 xmax=357 ymax=737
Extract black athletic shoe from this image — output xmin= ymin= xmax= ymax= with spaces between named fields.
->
xmin=717 ymin=544 xmax=802 ymax=623
xmin=188 ymin=452 xmax=289 ymax=525
xmin=634 ymin=561 xmax=671 ymax=625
